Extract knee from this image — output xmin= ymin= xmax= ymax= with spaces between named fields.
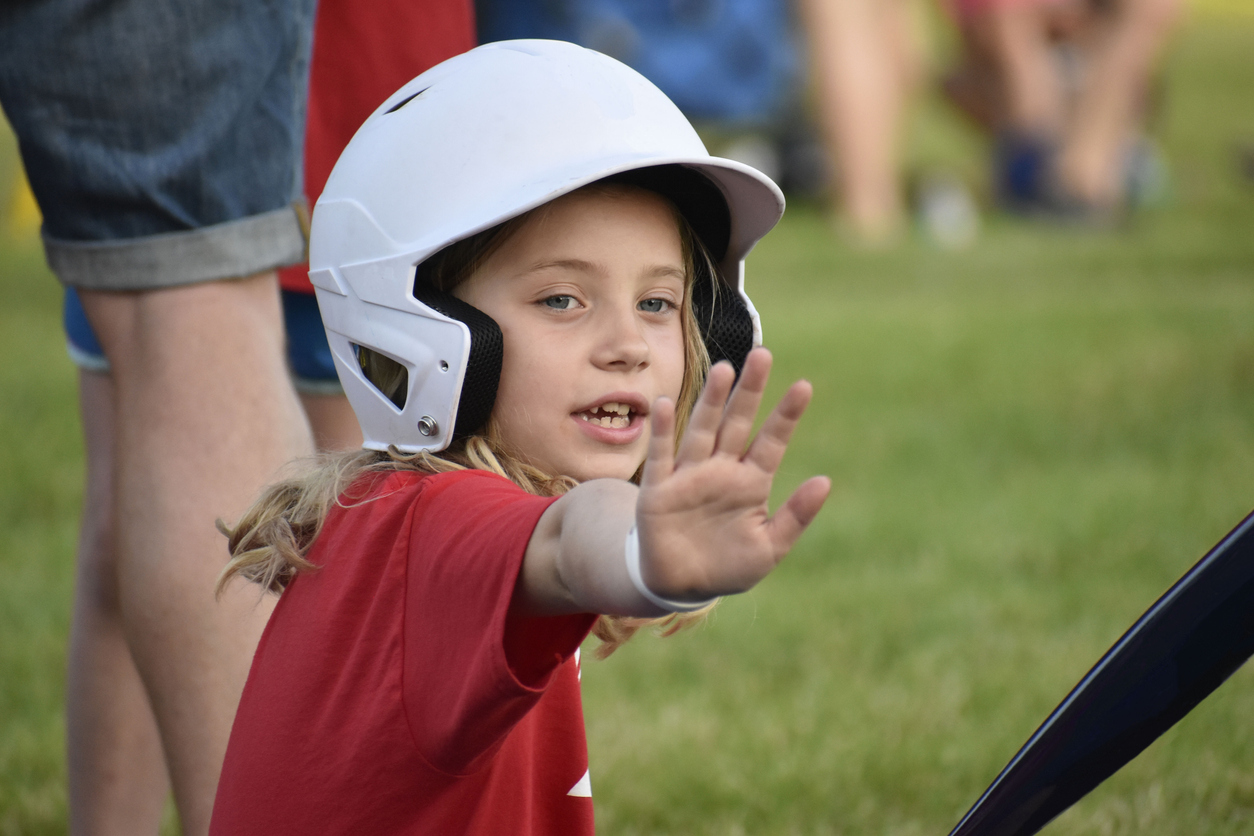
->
xmin=74 ymin=370 xmax=122 ymax=615
xmin=75 ymin=487 xmax=122 ymax=616
xmin=78 ymin=271 xmax=287 ymax=377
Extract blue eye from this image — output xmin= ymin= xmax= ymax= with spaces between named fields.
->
xmin=638 ymin=298 xmax=669 ymax=313
xmin=542 ymin=295 xmax=576 ymax=310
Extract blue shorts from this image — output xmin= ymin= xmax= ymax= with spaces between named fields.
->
xmin=0 ymin=0 xmax=316 ymax=290
xmin=64 ymin=287 xmax=343 ymax=394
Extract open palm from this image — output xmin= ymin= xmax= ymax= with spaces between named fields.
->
xmin=636 ymin=347 xmax=831 ymax=602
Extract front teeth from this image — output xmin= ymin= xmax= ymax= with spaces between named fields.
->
xmin=580 ymin=414 xmax=630 ymax=429
xmin=581 ymin=402 xmax=632 ymax=429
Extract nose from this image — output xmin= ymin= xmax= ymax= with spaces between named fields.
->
xmin=590 ymin=300 xmax=650 ymax=372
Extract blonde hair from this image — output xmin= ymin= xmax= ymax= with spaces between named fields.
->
xmin=218 ymin=183 xmax=719 ymax=657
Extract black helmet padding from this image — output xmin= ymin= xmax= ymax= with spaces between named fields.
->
xmin=692 ymin=276 xmax=755 ymax=376
xmin=412 ymin=281 xmax=503 ymax=439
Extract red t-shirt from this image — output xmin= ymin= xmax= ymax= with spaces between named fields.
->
xmin=278 ymin=0 xmax=477 ymax=292
xmin=210 ymin=470 xmax=598 ymax=835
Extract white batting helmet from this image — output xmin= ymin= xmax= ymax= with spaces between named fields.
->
xmin=309 ymin=39 xmax=785 ymax=452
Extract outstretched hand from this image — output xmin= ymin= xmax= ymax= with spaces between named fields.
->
xmin=636 ymin=347 xmax=831 ymax=603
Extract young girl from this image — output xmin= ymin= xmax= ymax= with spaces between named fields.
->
xmin=208 ymin=40 xmax=830 ymax=834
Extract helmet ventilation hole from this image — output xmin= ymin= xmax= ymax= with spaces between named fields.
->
xmin=353 ymin=344 xmax=408 ymax=410
xmin=385 ymin=87 xmax=429 ymax=114
xmin=439 ymin=360 xmax=449 ymax=372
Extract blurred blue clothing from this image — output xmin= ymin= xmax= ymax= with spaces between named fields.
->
xmin=476 ymin=0 xmax=801 ymax=126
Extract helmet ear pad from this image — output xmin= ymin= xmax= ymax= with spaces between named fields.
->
xmin=412 ymin=280 xmax=503 ymax=439
xmin=692 ymin=272 xmax=755 ymax=376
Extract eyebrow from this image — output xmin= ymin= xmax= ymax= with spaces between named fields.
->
xmin=528 ymin=258 xmax=685 ymax=281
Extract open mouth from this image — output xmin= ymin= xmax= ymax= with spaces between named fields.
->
xmin=576 ymin=401 xmax=636 ymax=429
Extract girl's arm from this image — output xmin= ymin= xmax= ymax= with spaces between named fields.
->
xmin=515 ymin=347 xmax=831 ymax=618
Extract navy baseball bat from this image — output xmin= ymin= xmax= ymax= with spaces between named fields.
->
xmin=947 ymin=508 xmax=1254 ymax=836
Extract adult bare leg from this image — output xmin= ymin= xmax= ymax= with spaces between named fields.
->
xmin=967 ymin=3 xmax=1066 ymax=136
xmin=299 ymin=392 xmax=362 ymax=453
xmin=800 ymin=0 xmax=918 ymax=244
xmin=66 ymin=318 xmax=357 ymax=835
xmin=66 ymin=370 xmax=170 ymax=836
xmin=1056 ymin=0 xmax=1182 ymax=205
xmin=79 ymin=271 xmax=313 ymax=836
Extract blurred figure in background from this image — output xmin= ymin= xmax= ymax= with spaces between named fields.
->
xmin=272 ymin=0 xmax=477 ymax=452
xmin=797 ymin=0 xmax=926 ymax=244
xmin=945 ymin=0 xmax=1183 ymax=218
xmin=475 ymin=0 xmax=812 ymax=199
xmin=2 ymin=1 xmax=473 ymax=833
xmin=2 ymin=4 xmax=319 ymax=832
xmin=476 ymin=0 xmax=978 ymax=248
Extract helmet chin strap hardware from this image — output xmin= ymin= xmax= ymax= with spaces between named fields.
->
xmin=411 ymin=280 xmax=503 ymax=439
xmin=417 ymin=416 xmax=439 ymax=437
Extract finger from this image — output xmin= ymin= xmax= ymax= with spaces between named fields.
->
xmin=765 ymin=475 xmax=831 ymax=557
xmin=640 ymin=396 xmax=677 ymax=487
xmin=712 ymin=347 xmax=772 ymax=458
xmin=675 ymin=360 xmax=735 ymax=466
xmin=744 ymin=379 xmax=813 ymax=475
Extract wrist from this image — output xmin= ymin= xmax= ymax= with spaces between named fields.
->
xmin=623 ymin=526 xmax=718 ymax=613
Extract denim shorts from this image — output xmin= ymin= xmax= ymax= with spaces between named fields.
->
xmin=0 ymin=0 xmax=316 ymax=290
xmin=64 ymin=286 xmax=343 ymax=393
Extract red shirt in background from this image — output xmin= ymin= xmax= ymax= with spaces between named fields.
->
xmin=279 ymin=0 xmax=477 ymax=293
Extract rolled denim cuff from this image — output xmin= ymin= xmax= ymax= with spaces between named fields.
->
xmin=46 ymin=203 xmax=308 ymax=291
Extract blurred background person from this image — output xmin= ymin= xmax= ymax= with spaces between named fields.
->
xmin=797 ymin=0 xmax=927 ymax=245
xmin=476 ymin=0 xmax=973 ymax=248
xmin=1 ymin=3 xmax=320 ymax=831
xmin=944 ymin=0 xmax=1183 ymax=218
xmin=2 ymin=1 xmax=473 ymax=833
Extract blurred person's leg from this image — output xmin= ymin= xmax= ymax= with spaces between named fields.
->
xmin=1055 ymin=0 xmax=1182 ymax=206
xmin=79 ymin=274 xmax=311 ymax=835
xmin=285 ymin=286 xmax=363 ymax=451
xmin=799 ymin=0 xmax=921 ymax=244
xmin=300 ymin=394 xmax=362 ymax=452
xmin=66 ymin=367 xmax=171 ymax=836
xmin=65 ymin=295 xmax=354 ymax=835
xmin=0 ymin=1 xmax=317 ymax=831
xmin=966 ymin=2 xmax=1067 ymax=136
xmin=957 ymin=0 xmax=1082 ymax=210
xmin=62 ymin=271 xmax=356 ymax=833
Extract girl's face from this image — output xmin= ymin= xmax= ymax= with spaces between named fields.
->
xmin=454 ymin=187 xmax=688 ymax=482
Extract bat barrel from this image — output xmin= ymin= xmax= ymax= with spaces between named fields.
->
xmin=948 ymin=509 xmax=1254 ymax=836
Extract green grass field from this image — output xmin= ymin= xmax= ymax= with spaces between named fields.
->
xmin=3 ymin=12 xmax=1254 ymax=835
